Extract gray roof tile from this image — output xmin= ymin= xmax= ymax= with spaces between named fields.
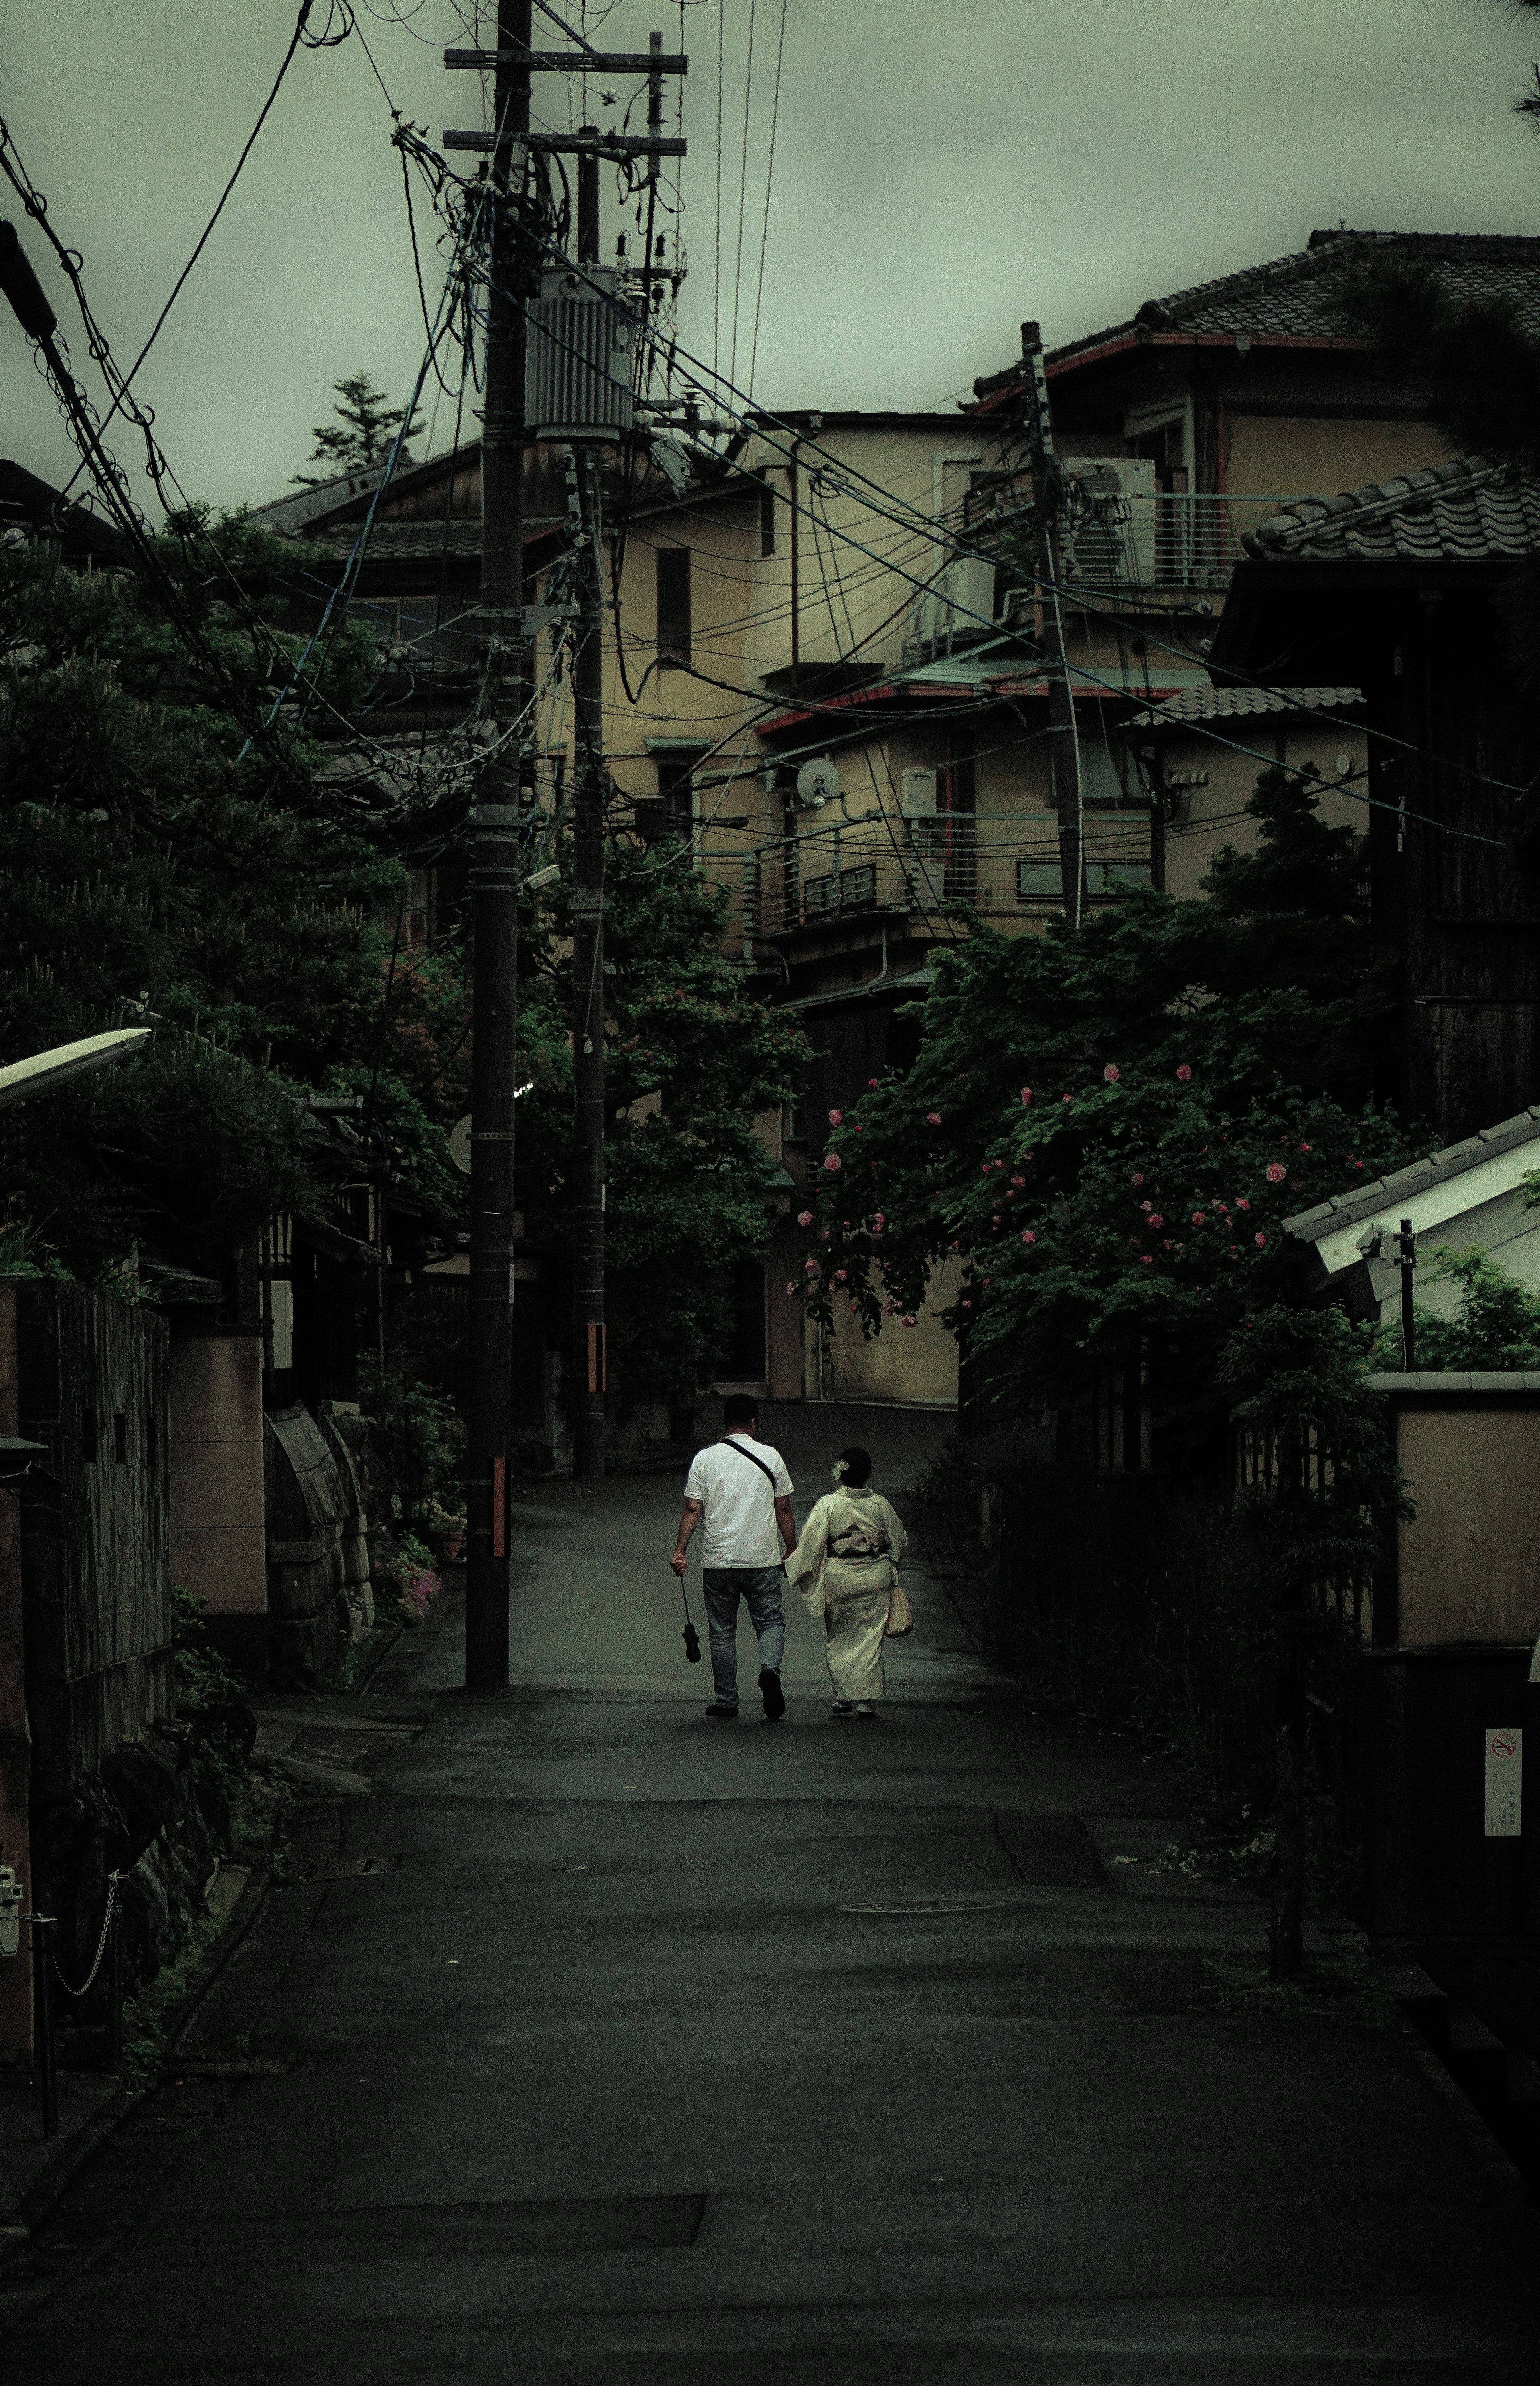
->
xmin=1244 ymin=458 xmax=1540 ymax=563
xmin=1283 ymin=1102 xmax=1540 ymax=1244
xmin=1128 ymin=684 xmax=1362 ymax=728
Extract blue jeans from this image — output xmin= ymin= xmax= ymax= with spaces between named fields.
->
xmin=701 ymin=1567 xmax=786 ymax=1708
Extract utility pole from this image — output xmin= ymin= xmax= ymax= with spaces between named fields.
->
xmin=571 ymin=134 xmax=607 ymax=1479
xmin=457 ymin=0 xmax=532 ymax=1690
xmin=1019 ymin=321 xmax=1084 ymax=930
xmin=446 ymin=30 xmax=687 ymax=1495
xmin=1398 ymin=1217 xmax=1417 ymax=1371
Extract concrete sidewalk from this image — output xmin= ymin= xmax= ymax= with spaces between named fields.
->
xmin=1 ymin=1410 xmax=1534 ymax=2382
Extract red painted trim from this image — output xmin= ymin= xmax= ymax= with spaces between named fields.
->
xmin=972 ymin=330 xmax=1376 ymax=412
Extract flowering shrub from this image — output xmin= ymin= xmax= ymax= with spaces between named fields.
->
xmin=785 ymin=768 xmax=1425 ymax=1441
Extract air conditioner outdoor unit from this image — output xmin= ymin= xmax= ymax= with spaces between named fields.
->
xmin=899 ymin=767 xmax=937 ymax=819
xmin=525 ymin=264 xmax=636 ymax=442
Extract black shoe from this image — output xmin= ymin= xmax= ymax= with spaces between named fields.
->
xmin=703 ymin=1702 xmax=740 ymax=1720
xmin=759 ymin=1667 xmax=786 ymax=1720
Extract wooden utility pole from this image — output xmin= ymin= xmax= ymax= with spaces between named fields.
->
xmin=459 ymin=0 xmax=531 ymax=1690
xmin=570 ymin=136 xmax=607 ymax=1479
xmin=1019 ymin=321 xmax=1084 ymax=929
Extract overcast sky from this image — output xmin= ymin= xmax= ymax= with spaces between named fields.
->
xmin=4 ymin=0 xmax=1540 ymax=511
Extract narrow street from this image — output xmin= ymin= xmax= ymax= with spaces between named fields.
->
xmin=2 ymin=1409 xmax=1534 ymax=2383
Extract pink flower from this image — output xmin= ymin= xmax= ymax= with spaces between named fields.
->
xmin=1133 ymin=1173 xmax=1144 ymax=1187
xmin=1176 ymin=1064 xmax=1193 ymax=1082
xmin=1011 ymin=1175 xmax=1025 ymax=1187
xmin=786 ymin=1282 xmax=797 ymax=1295
xmin=1266 ymin=1162 xmax=1286 ymax=1183
xmin=796 ymin=1209 xmax=813 ymax=1227
xmin=981 ymin=1164 xmax=993 ymax=1177
xmin=821 ymin=1227 xmax=831 ymax=1240
xmin=1148 ymin=1213 xmax=1164 ymax=1230
xmin=803 ymin=1258 xmax=818 ymax=1273
xmin=961 ymin=1300 xmax=973 ymax=1311
xmin=1299 ymin=1142 xmax=1312 ymax=1153
xmin=835 ymin=1268 xmax=847 ymax=1282
xmin=1162 ymin=1238 xmax=1173 ymax=1251
xmin=1141 ymin=1254 xmax=1153 ymax=1264
xmin=1352 ymin=1159 xmax=1363 ymax=1170
xmin=854 ymin=1124 xmax=864 ymax=1134
xmin=1103 ymin=1063 xmax=1120 ymax=1083
xmin=1062 ymin=1094 xmax=1072 ymax=1105
xmin=1021 ymin=1087 xmax=1033 ymax=1106
xmin=824 ymin=1153 xmax=843 ymax=1172
xmin=1254 ymin=1231 xmax=1267 ymax=1247
xmin=927 ymin=1111 xmax=941 ymax=1124
xmin=1236 ymin=1198 xmax=1250 ymax=1211
xmin=829 ymin=1108 xmax=842 ymax=1126
xmin=874 ymin=1211 xmax=886 ymax=1224
xmin=1140 ymin=1200 xmax=1152 ymax=1213
xmin=982 ymin=1277 xmax=992 ymax=1288
xmin=900 ymin=1314 xmax=917 ymax=1329
xmin=1021 ymin=1230 xmax=1036 ymax=1244
xmin=884 ymin=1297 xmax=895 ymax=1314
xmin=1191 ymin=1212 xmax=1205 ymax=1225
xmin=868 ymin=1077 xmax=879 ymax=1088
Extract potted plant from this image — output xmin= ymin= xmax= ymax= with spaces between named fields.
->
xmin=421 ymin=1496 xmax=466 ymax=1566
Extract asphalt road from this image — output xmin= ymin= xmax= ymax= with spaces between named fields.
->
xmin=3 ymin=1408 xmax=1536 ymax=2382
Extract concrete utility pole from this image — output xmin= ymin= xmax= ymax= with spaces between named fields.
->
xmin=570 ymin=137 xmax=608 ymax=1480
xmin=1019 ymin=322 xmax=1084 ymax=930
xmin=460 ymin=0 xmax=532 ymax=1691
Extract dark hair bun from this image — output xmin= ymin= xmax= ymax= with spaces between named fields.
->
xmin=837 ymin=1444 xmax=872 ymax=1487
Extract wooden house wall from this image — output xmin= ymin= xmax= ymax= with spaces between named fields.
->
xmin=1381 ymin=591 xmax=1540 ymax=1140
xmin=18 ymin=1282 xmax=172 ymax=1779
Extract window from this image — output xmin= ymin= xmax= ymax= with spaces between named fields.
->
xmin=656 ymin=546 xmax=691 ymax=663
xmin=634 ymin=751 xmax=704 ymax=844
xmin=804 ymin=863 xmax=877 ymax=920
xmin=760 ymin=483 xmax=776 ymax=558
xmin=1017 ymin=859 xmax=1063 ymax=905
xmin=1086 ymin=860 xmax=1152 ymax=898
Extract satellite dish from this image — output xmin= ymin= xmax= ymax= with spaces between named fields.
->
xmin=448 ymin=1115 xmax=472 ymax=1175
xmin=0 ymin=1027 xmax=152 ymax=1110
xmin=796 ymin=755 xmax=841 ymax=808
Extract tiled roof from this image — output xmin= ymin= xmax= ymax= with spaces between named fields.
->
xmin=1283 ymin=1103 xmax=1540 ymax=1247
xmin=1241 ymin=458 xmax=1540 ymax=563
xmin=1128 ymin=684 xmax=1362 ymax=728
xmin=301 ymin=520 xmax=487 ymax=562
xmin=974 ymin=229 xmax=1540 ymax=399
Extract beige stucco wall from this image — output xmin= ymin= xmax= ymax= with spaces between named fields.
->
xmin=169 ymin=1333 xmax=267 ymax=1615
xmin=1161 ymin=724 xmax=1366 ymax=902
xmin=806 ymin=1256 xmax=960 ymax=1409
xmin=1396 ymin=1407 xmax=1540 ymax=1645
xmin=1224 ymin=415 xmax=1450 ymax=503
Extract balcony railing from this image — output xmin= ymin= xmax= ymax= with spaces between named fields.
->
xmin=961 ymin=481 xmax=1317 ymax=596
xmin=730 ymin=811 xmax=1156 ymax=945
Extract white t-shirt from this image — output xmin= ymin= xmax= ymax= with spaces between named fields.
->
xmin=684 ymin=1433 xmax=794 ymax=1568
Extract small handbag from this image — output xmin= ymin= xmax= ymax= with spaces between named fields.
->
xmin=885 ymin=1578 xmax=914 ymax=1638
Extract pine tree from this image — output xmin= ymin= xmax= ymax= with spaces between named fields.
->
xmin=292 ymin=371 xmax=425 ymax=488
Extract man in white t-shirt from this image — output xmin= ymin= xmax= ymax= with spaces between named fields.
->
xmin=671 ymin=1394 xmax=796 ymax=1721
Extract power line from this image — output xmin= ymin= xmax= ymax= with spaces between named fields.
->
xmin=746 ymin=0 xmax=785 ymax=400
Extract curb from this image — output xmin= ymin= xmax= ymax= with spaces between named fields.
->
xmin=0 ymin=1865 xmax=272 ymax=2243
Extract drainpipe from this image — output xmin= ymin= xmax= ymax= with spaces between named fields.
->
xmin=788 ymin=411 xmax=822 ymax=694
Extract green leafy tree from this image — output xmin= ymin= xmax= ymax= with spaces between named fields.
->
xmin=292 ymin=371 xmax=425 ymax=487
xmin=515 ymin=837 xmax=812 ymax=1415
xmin=0 ymin=511 xmax=468 ymax=1281
xmin=1379 ymin=1243 xmax=1540 ymax=1371
xmin=794 ymin=771 xmax=1417 ymax=1471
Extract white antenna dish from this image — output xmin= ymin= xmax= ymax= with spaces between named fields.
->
xmin=796 ymin=756 xmax=841 ymax=809
xmin=0 ymin=1027 xmax=152 ymax=1110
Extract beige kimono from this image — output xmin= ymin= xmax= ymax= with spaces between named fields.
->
xmin=786 ymin=1487 xmax=908 ymax=1703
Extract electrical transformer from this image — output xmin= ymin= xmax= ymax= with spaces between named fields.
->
xmin=524 ymin=264 xmax=636 ymax=442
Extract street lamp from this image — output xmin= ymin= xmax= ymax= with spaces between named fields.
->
xmin=0 ymin=1028 xmax=152 ymax=1110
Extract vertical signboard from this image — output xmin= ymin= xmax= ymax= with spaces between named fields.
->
xmin=1484 ymin=1727 xmax=1522 ymax=1838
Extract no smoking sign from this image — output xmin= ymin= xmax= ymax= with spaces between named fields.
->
xmin=1484 ymin=1727 xmax=1523 ymax=1839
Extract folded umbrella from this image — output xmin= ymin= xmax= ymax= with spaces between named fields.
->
xmin=677 ymin=1571 xmax=701 ymax=1662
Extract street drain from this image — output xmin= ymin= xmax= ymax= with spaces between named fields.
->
xmin=296 ymin=1854 xmax=403 ymax=1882
xmin=837 ymin=1896 xmax=1016 ymax=1916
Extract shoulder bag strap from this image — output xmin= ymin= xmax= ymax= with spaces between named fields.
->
xmin=717 ymin=1436 xmax=778 ymax=1487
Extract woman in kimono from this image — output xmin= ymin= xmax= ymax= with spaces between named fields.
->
xmin=786 ymin=1445 xmax=908 ymax=1717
